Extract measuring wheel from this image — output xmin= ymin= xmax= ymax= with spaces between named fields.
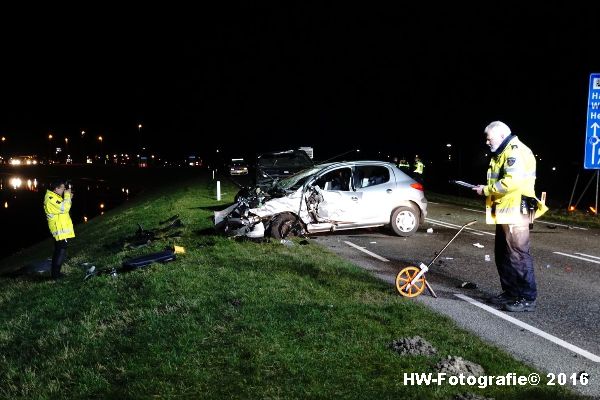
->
xmin=396 ymin=266 xmax=426 ymax=297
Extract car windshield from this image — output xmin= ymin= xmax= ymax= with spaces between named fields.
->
xmin=275 ymin=163 xmax=336 ymax=191
xmin=275 ymin=166 xmax=324 ymax=191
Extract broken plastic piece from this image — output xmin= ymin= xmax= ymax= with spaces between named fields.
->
xmin=426 ymin=228 xmax=433 ymax=233
xmin=473 ymin=243 xmax=484 ymax=248
xmin=484 ymin=254 xmax=490 ymax=262
xmin=460 ymin=282 xmax=477 ymax=289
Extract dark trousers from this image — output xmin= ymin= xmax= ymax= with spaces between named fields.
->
xmin=494 ymin=216 xmax=537 ymax=300
xmin=51 ymin=239 xmax=68 ymax=278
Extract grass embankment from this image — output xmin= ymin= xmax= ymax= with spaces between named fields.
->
xmin=0 ymin=175 xmax=581 ymax=399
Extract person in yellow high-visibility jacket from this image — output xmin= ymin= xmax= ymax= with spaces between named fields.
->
xmin=413 ymin=155 xmax=424 ymax=182
xmin=44 ymin=179 xmax=75 ymax=279
xmin=473 ymin=121 xmax=547 ymax=312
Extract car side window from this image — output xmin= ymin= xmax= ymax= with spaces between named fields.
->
xmin=354 ymin=166 xmax=390 ymax=189
xmin=315 ymin=168 xmax=352 ymax=191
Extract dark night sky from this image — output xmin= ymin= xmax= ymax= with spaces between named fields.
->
xmin=1 ymin=4 xmax=599 ymax=165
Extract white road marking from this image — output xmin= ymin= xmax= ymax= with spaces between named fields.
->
xmin=454 ymin=294 xmax=600 ymax=363
xmin=575 ymin=252 xmax=600 ymax=260
xmin=344 ymin=241 xmax=390 ymax=262
xmin=463 ymin=208 xmax=484 ymax=213
xmin=426 ymin=218 xmax=494 ymax=236
xmin=553 ymin=252 xmax=600 ymax=265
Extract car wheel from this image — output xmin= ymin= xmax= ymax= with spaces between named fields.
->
xmin=269 ymin=213 xmax=300 ymax=240
xmin=390 ymin=206 xmax=419 ymax=236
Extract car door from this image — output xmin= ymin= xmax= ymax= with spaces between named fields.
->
xmin=351 ymin=165 xmax=396 ymax=223
xmin=312 ymin=167 xmax=366 ymax=223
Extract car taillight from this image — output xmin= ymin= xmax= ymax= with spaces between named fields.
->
xmin=410 ymin=182 xmax=424 ymax=191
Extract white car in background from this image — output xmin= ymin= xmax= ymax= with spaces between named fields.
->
xmin=229 ymin=158 xmax=249 ymax=175
xmin=215 ymin=160 xmax=428 ymax=239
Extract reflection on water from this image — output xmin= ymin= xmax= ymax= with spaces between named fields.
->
xmin=0 ymin=174 xmax=137 ymax=259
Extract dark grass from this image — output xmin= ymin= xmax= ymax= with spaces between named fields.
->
xmin=0 ymin=177 xmax=583 ymax=399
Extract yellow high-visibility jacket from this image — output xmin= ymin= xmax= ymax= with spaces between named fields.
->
xmin=483 ymin=135 xmax=548 ymax=224
xmin=414 ymin=160 xmax=424 ymax=174
xmin=44 ymin=190 xmax=75 ymax=240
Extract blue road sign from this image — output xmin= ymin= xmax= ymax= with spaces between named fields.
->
xmin=584 ymin=73 xmax=600 ymax=169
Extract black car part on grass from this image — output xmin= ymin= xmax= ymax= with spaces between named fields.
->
xmin=121 ymin=216 xmax=184 ymax=250
xmin=83 ymin=248 xmax=177 ymax=280
xmin=4 ymin=259 xmax=52 ymax=277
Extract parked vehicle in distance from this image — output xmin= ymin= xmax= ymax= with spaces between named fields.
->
xmin=229 ymin=158 xmax=249 ymax=175
xmin=215 ymin=160 xmax=427 ymax=239
xmin=256 ymin=149 xmax=313 ymax=187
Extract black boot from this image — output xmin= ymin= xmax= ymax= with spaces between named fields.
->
xmin=51 ymin=240 xmax=68 ymax=279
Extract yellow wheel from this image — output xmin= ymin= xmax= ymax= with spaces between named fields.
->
xmin=396 ymin=266 xmax=426 ymax=297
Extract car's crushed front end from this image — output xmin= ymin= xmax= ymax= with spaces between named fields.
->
xmin=214 ymin=184 xmax=322 ymax=239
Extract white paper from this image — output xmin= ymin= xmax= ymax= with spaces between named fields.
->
xmin=452 ymin=180 xmax=477 ymax=189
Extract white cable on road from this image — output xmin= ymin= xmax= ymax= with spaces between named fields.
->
xmin=575 ymin=252 xmax=600 ymax=260
xmin=427 ymin=219 xmax=484 ymax=236
xmin=426 ymin=218 xmax=494 ymax=236
xmin=461 ymin=207 xmax=588 ymax=230
xmin=455 ymin=294 xmax=600 ymax=363
xmin=553 ymin=252 xmax=600 ymax=265
xmin=344 ymin=241 xmax=390 ymax=262
xmin=536 ymin=220 xmax=588 ymax=230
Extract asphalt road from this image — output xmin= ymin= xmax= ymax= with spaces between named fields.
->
xmin=311 ymin=201 xmax=600 ymax=398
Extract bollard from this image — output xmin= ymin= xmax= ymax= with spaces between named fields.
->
xmin=541 ymin=191 xmax=546 ymax=205
xmin=217 ymin=180 xmax=221 ymax=201
xmin=212 ymin=169 xmax=215 ymax=180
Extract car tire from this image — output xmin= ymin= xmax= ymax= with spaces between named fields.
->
xmin=269 ymin=213 xmax=300 ymax=240
xmin=234 ymin=187 xmax=249 ymax=203
xmin=390 ymin=206 xmax=419 ymax=237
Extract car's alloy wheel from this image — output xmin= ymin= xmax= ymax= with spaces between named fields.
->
xmin=390 ymin=206 xmax=419 ymax=236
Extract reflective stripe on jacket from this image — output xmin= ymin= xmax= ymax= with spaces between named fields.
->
xmin=44 ymin=190 xmax=75 ymax=240
xmin=483 ymin=135 xmax=548 ymax=224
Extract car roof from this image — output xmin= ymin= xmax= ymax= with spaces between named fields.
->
xmin=313 ymin=160 xmax=397 ymax=170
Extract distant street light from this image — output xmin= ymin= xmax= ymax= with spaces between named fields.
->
xmin=80 ymin=131 xmax=87 ymax=163
xmin=47 ymin=133 xmax=54 ymax=162
xmin=98 ymin=136 xmax=105 ymax=164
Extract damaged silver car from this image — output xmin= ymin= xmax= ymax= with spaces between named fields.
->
xmin=214 ymin=160 xmax=427 ymax=239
